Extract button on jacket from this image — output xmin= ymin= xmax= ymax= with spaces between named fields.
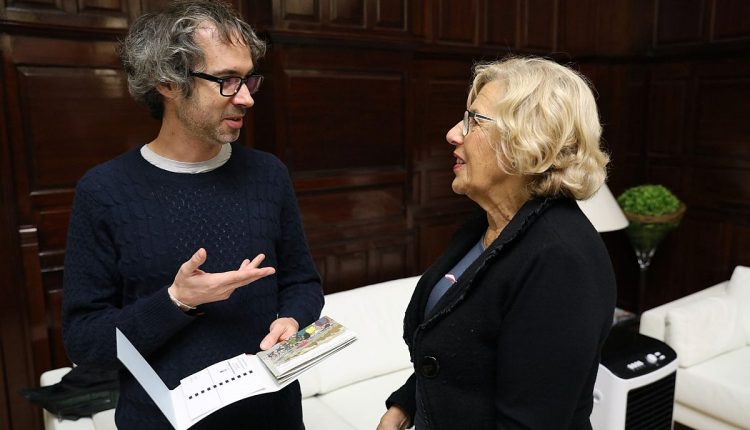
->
xmin=387 ymin=198 xmax=616 ymax=430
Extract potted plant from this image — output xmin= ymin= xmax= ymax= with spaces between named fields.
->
xmin=617 ymin=184 xmax=686 ymax=266
xmin=617 ymin=184 xmax=685 ymax=312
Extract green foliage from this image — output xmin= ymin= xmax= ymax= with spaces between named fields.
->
xmin=617 ymin=184 xmax=681 ymax=216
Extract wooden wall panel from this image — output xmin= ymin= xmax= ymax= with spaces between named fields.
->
xmin=17 ymin=66 xmax=156 ymax=188
xmin=419 ymin=79 xmax=466 ymax=160
xmin=655 ymin=0 xmax=706 ymax=45
xmin=141 ymin=0 xmax=208 ymax=13
xmin=710 ymin=0 xmax=750 ymax=41
xmin=279 ymin=0 xmax=320 ymax=22
xmin=688 ymin=166 xmax=750 ymax=211
xmin=519 ymin=0 xmax=558 ymax=51
xmin=695 ymin=76 xmax=750 ymax=158
xmin=297 ymin=185 xmax=404 ymax=224
xmin=559 ymin=0 xmax=596 ymax=55
xmin=681 ymin=213 xmax=730 ymax=294
xmin=78 ymin=0 xmax=129 ymax=14
xmin=416 ymin=214 xmax=467 ymax=270
xmin=265 ymin=45 xmax=413 ymax=291
xmin=623 ymin=68 xmax=649 ymax=158
xmin=483 ymin=0 xmax=516 ymax=47
xmin=435 ymin=0 xmax=477 ymax=44
xmin=648 ymin=71 xmax=690 ymax=155
xmin=1 ymin=45 xmax=45 ymax=425
xmin=0 ymin=32 xmax=160 ymax=427
xmin=646 ymin=165 xmax=683 ymax=199
xmin=733 ymin=224 xmax=750 ymax=269
xmin=0 ymin=311 xmax=43 ymax=430
xmin=592 ymin=0 xmax=654 ymax=56
xmin=579 ymin=64 xmax=647 ymax=191
xmin=2 ymin=0 xmax=139 ymax=30
xmin=5 ymin=0 xmax=65 ymax=13
xmin=313 ymin=236 xmax=410 ymax=293
xmin=330 ymin=0 xmax=364 ymax=27
xmin=0 ymin=47 xmax=9 ymax=430
xmin=374 ymin=0 xmax=406 ymax=30
xmin=19 ymin=227 xmax=50 ymax=375
xmin=326 ymin=248 xmax=368 ymax=291
xmin=0 ymin=42 xmax=44 ymax=430
xmin=6 ymin=0 xmax=60 ymax=9
xmin=36 ymin=207 xmax=70 ymax=252
xmin=640 ymin=212 xmax=727 ymax=310
xmin=45 ymin=289 xmax=66 ymax=369
xmin=296 ymin=169 xmax=410 ymax=292
xmin=271 ymin=0 xmax=414 ymax=37
xmin=284 ymin=70 xmax=403 ymax=171
xmin=410 ymin=59 xmax=476 ymax=269
xmin=411 ymin=59 xmax=471 ymax=206
xmin=0 ymin=341 xmax=6 ymax=430
xmin=4 ymin=36 xmax=158 ymax=219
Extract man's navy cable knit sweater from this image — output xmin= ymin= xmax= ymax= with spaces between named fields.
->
xmin=62 ymin=143 xmax=324 ymax=429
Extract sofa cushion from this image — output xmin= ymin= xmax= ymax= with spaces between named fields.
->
xmin=639 ymin=283 xmax=728 ymax=342
xmin=676 ymin=347 xmax=750 ymax=429
xmin=298 ymin=364 xmax=321 ymax=399
xmin=299 ymin=276 xmax=418 ymax=396
xmin=90 ymin=410 xmax=116 ymax=430
xmin=301 ymin=397 xmax=356 ymax=430
xmin=665 ymin=295 xmax=745 ymax=367
xmin=310 ymin=368 xmax=414 ymax=430
xmin=727 ymin=265 xmax=750 ymax=345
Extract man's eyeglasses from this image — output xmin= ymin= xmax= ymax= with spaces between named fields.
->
xmin=463 ymin=110 xmax=496 ymax=136
xmin=189 ymin=71 xmax=264 ymax=97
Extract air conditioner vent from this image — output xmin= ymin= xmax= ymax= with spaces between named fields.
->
xmin=624 ymin=371 xmax=676 ymax=430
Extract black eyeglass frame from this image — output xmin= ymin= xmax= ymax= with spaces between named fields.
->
xmin=463 ymin=110 xmax=496 ymax=136
xmin=189 ymin=71 xmax=264 ymax=97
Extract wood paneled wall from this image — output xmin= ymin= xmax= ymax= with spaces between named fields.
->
xmin=1 ymin=1 xmax=749 ymax=428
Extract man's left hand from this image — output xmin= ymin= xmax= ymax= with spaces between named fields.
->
xmin=260 ymin=317 xmax=299 ymax=350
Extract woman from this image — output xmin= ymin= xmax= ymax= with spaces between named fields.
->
xmin=377 ymin=57 xmax=616 ymax=430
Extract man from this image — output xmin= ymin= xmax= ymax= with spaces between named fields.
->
xmin=61 ymin=1 xmax=323 ymax=428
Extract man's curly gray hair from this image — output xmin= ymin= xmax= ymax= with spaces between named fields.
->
xmin=118 ymin=0 xmax=266 ymax=119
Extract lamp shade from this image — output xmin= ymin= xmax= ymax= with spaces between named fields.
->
xmin=577 ymin=183 xmax=629 ymax=233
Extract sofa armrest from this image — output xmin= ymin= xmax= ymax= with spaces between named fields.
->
xmin=640 ymin=282 xmax=728 ymax=341
xmin=40 ymin=367 xmax=104 ymax=430
xmin=41 ymin=367 xmax=74 ymax=387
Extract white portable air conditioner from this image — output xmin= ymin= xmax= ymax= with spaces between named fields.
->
xmin=590 ymin=328 xmax=678 ymax=430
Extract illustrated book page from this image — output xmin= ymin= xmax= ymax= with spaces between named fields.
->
xmin=256 ymin=316 xmax=357 ymax=384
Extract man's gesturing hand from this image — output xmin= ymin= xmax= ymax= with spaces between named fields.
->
xmin=168 ymin=248 xmax=276 ymax=308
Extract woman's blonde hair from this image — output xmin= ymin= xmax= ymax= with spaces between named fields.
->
xmin=468 ymin=56 xmax=608 ymax=200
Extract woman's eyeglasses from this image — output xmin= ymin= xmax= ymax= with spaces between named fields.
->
xmin=463 ymin=110 xmax=496 ymax=136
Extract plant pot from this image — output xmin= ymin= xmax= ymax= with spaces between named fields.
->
xmin=623 ymin=203 xmax=686 ymax=266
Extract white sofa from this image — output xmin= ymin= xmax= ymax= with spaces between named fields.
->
xmin=41 ymin=276 xmax=419 ymax=430
xmin=639 ymin=266 xmax=750 ymax=430
xmin=297 ymin=276 xmax=418 ymax=429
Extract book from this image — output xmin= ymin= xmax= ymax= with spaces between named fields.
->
xmin=116 ymin=316 xmax=357 ymax=430
xmin=257 ymin=316 xmax=357 ymax=384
